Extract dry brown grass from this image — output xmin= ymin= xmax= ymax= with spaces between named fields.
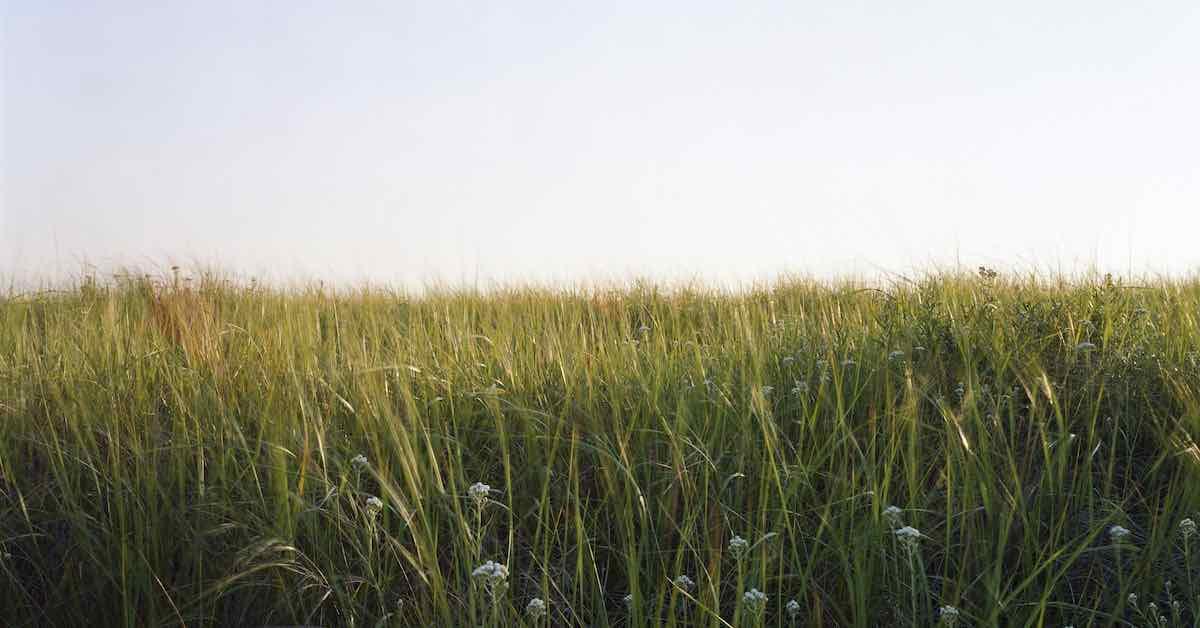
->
xmin=147 ymin=282 xmax=222 ymax=369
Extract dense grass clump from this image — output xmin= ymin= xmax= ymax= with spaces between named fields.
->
xmin=3 ymin=271 xmax=1200 ymax=627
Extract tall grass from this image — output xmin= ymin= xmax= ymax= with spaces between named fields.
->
xmin=2 ymin=271 xmax=1200 ymax=626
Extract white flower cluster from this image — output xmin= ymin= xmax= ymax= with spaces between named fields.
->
xmin=729 ymin=535 xmax=750 ymax=560
xmin=365 ymin=495 xmax=383 ymax=516
xmin=894 ymin=526 xmax=922 ymax=550
xmin=742 ymin=588 xmax=767 ymax=614
xmin=469 ymin=482 xmax=491 ymax=508
xmin=350 ymin=453 xmax=369 ymax=469
xmin=1109 ymin=525 xmax=1132 ymax=543
xmin=883 ymin=505 xmax=904 ymax=528
xmin=939 ymin=605 xmax=959 ymax=625
xmin=673 ymin=574 xmax=695 ymax=591
xmin=785 ymin=598 xmax=801 ymax=619
xmin=472 ymin=560 xmax=509 ymax=597
xmin=525 ymin=597 xmax=547 ymax=618
xmin=1180 ymin=518 xmax=1197 ymax=540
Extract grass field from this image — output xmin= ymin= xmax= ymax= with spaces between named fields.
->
xmin=3 ymin=271 xmax=1200 ymax=627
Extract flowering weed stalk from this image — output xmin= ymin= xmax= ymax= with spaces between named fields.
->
xmin=893 ymin=525 xmax=931 ymax=624
xmin=472 ymin=560 xmax=509 ymax=627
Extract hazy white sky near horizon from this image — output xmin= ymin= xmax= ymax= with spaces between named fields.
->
xmin=3 ymin=1 xmax=1200 ymax=286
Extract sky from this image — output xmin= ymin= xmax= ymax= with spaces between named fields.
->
xmin=3 ymin=1 xmax=1200 ymax=287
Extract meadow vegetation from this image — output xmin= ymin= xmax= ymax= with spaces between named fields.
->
xmin=3 ymin=270 xmax=1200 ymax=626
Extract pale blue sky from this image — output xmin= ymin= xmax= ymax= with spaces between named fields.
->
xmin=4 ymin=1 xmax=1200 ymax=285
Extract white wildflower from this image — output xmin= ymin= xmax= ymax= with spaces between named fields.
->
xmin=729 ymin=535 xmax=750 ymax=560
xmin=883 ymin=505 xmax=904 ymax=527
xmin=1109 ymin=525 xmax=1132 ymax=543
xmin=742 ymin=588 xmax=768 ymax=614
xmin=786 ymin=598 xmax=802 ymax=619
xmin=895 ymin=526 xmax=922 ymax=549
xmin=350 ymin=453 xmax=369 ymax=469
xmin=1180 ymin=518 xmax=1197 ymax=540
xmin=939 ymin=605 xmax=959 ymax=625
xmin=761 ymin=385 xmax=774 ymax=396
xmin=1128 ymin=592 xmax=1138 ymax=606
xmin=365 ymin=495 xmax=384 ymax=516
xmin=673 ymin=574 xmax=695 ymax=591
xmin=623 ymin=593 xmax=634 ymax=609
xmin=525 ymin=597 xmax=547 ymax=618
xmin=468 ymin=482 xmax=491 ymax=508
xmin=472 ymin=560 xmax=509 ymax=595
